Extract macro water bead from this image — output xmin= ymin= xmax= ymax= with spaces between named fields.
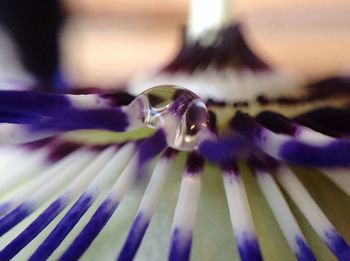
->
xmin=126 ymin=85 xmax=213 ymax=151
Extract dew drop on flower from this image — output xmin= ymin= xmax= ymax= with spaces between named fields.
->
xmin=125 ymin=85 xmax=212 ymax=151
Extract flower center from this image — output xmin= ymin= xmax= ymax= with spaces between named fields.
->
xmin=126 ymin=85 xmax=211 ymax=151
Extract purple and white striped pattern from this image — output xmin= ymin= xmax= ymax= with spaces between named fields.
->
xmin=0 ymin=145 xmax=88 ymax=217
xmin=253 ymin=168 xmax=315 ymax=261
xmin=21 ymin=143 xmax=134 ymax=261
xmin=231 ymin=112 xmax=350 ymax=167
xmin=0 ymin=90 xmax=120 ymax=115
xmin=0 ymin=87 xmax=349 ymax=260
xmin=256 ymin=110 xmax=334 ymax=145
xmin=53 ymin=130 xmax=166 ymax=261
xmin=1 ymin=0 xmax=350 ymax=259
xmin=0 ymin=144 xmax=126 ymax=260
xmin=276 ymin=165 xmax=350 ymax=260
xmin=0 ymin=90 xmax=131 ymax=144
xmin=222 ymin=163 xmax=262 ymax=261
xmin=118 ymin=148 xmax=177 ymax=261
xmin=0 ymin=147 xmax=96 ymax=236
xmin=169 ymin=152 xmax=204 ymax=261
xmin=0 ymin=123 xmax=58 ymax=144
xmin=0 ymin=139 xmax=81 ymax=200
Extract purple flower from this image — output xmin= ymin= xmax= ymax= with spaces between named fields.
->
xmin=0 ymin=1 xmax=349 ymax=261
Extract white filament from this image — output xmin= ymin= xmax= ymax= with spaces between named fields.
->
xmin=276 ymin=165 xmax=335 ymax=244
xmin=256 ymin=170 xmax=308 ymax=253
xmin=0 ymin=147 xmax=49 ymax=197
xmin=222 ymin=172 xmax=257 ymax=244
xmin=0 ymin=148 xmax=92 ymax=212
xmin=28 ymin=149 xmax=96 ymax=206
xmin=319 ymin=168 xmax=350 ymax=197
xmin=61 ymin=146 xmax=117 ymax=200
xmin=85 ymin=143 xmax=135 ymax=197
xmin=171 ymin=172 xmax=202 ymax=236
xmin=138 ymin=157 xmax=174 ymax=219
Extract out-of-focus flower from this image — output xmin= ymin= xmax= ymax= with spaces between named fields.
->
xmin=0 ymin=0 xmax=349 ymax=261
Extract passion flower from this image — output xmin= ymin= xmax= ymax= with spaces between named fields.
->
xmin=0 ymin=0 xmax=349 ymax=261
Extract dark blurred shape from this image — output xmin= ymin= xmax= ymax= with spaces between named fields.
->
xmin=0 ymin=0 xmax=64 ymax=82
xmin=306 ymin=76 xmax=350 ymax=101
xmin=163 ymin=23 xmax=270 ymax=73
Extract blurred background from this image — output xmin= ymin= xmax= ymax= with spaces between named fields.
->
xmin=2 ymin=0 xmax=350 ymax=88
xmin=61 ymin=0 xmax=350 ymax=87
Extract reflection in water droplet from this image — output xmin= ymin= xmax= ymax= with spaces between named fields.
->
xmin=126 ymin=85 xmax=213 ymax=151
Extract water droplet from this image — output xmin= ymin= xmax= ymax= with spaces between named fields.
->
xmin=126 ymin=85 xmax=212 ymax=151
